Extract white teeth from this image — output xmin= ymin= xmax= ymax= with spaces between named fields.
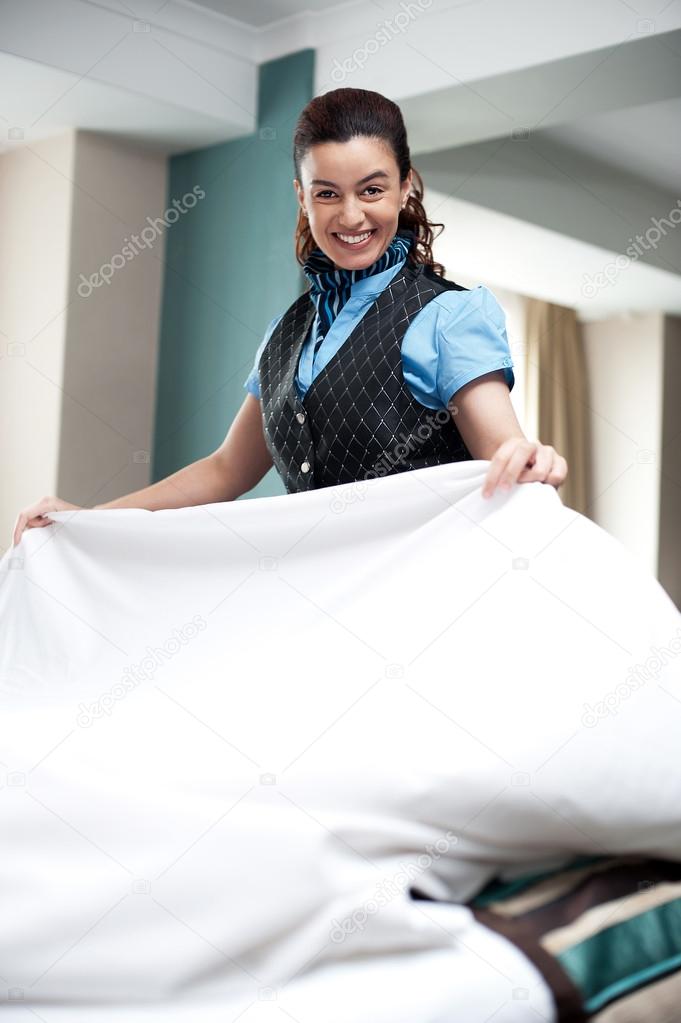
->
xmin=337 ymin=231 xmax=373 ymax=244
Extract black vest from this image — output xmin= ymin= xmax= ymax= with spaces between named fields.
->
xmin=259 ymin=259 xmax=474 ymax=494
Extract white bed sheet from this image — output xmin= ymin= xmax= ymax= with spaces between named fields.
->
xmin=1 ymin=460 xmax=680 ymax=1019
xmin=0 ymin=902 xmax=556 ymax=1022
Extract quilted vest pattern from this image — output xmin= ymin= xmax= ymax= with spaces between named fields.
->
xmin=258 ymin=259 xmax=474 ymax=494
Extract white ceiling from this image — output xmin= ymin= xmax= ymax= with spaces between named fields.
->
xmin=541 ymin=96 xmax=681 ymax=198
xmin=2 ymin=0 xmax=680 ymax=314
xmin=0 ymin=48 xmax=245 ymax=154
xmin=183 ymin=0 xmax=352 ymax=29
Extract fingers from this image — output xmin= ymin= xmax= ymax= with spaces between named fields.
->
xmin=547 ymin=454 xmax=568 ymax=488
xmin=13 ymin=510 xmax=46 ymax=548
xmin=516 ymin=446 xmax=555 ymax=484
xmin=519 ymin=451 xmax=568 ymax=489
xmin=12 ymin=496 xmax=63 ymax=547
xmin=482 ymin=443 xmax=568 ymax=499
xmin=11 ymin=515 xmax=24 ymax=549
xmin=482 ymin=440 xmax=539 ymax=498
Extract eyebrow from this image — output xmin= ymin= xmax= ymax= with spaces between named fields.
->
xmin=310 ymin=170 xmax=390 ymax=187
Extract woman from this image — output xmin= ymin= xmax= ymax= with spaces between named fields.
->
xmin=12 ymin=87 xmax=567 ymax=547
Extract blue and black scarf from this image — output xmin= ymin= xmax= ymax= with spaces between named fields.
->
xmin=302 ymin=228 xmax=416 ymax=351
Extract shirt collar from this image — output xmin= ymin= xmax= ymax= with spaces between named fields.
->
xmin=345 ymin=257 xmax=408 ymax=299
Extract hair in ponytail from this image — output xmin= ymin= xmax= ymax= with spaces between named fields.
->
xmin=292 ymin=88 xmax=445 ymax=277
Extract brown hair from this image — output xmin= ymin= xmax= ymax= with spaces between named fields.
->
xmin=292 ymin=88 xmax=445 ymax=277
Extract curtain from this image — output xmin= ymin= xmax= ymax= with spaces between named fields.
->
xmin=524 ymin=297 xmax=592 ymax=515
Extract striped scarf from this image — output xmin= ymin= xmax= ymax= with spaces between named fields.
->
xmin=302 ymin=228 xmax=416 ymax=350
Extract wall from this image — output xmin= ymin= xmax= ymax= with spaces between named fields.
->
xmin=152 ymin=48 xmax=314 ymax=500
xmin=0 ymin=129 xmax=168 ymax=550
xmin=58 ymin=131 xmax=167 ymax=508
xmin=658 ymin=315 xmax=681 ymax=608
xmin=582 ymin=312 xmax=664 ymax=576
xmin=0 ymin=132 xmax=75 ymax=551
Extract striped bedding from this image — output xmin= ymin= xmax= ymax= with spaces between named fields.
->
xmin=468 ymin=855 xmax=681 ymax=1021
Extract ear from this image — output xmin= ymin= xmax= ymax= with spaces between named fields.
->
xmin=293 ymin=178 xmax=305 ymax=211
xmin=402 ymin=170 xmax=413 ymax=205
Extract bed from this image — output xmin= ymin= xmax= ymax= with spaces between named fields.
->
xmin=1 ymin=461 xmax=680 ymax=1020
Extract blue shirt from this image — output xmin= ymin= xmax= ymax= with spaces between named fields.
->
xmin=243 ymin=259 xmax=514 ymax=411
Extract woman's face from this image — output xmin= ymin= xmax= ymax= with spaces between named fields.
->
xmin=294 ymin=136 xmax=413 ymax=270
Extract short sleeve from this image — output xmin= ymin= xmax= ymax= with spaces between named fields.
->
xmin=243 ymin=314 xmax=283 ymax=400
xmin=435 ymin=286 xmax=515 ymax=407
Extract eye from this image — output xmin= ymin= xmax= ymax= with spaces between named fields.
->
xmin=314 ymin=186 xmax=385 ymax=199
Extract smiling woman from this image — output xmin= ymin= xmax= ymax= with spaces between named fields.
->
xmin=242 ymin=86 xmax=568 ymax=497
xmin=12 ymin=86 xmax=567 ymax=546
xmin=297 ymin=143 xmax=411 ymax=261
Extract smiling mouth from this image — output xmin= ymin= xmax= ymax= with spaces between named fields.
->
xmin=333 ymin=229 xmax=378 ymax=246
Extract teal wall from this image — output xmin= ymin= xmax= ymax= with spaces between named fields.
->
xmin=152 ymin=49 xmax=314 ymax=499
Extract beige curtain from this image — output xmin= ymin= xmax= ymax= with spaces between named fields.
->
xmin=524 ymin=298 xmax=592 ymax=515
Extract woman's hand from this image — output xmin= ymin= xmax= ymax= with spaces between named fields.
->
xmin=446 ymin=373 xmax=567 ymax=501
xmin=482 ymin=439 xmax=568 ymax=499
xmin=12 ymin=496 xmax=82 ymax=548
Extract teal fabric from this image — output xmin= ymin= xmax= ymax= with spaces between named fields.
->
xmin=471 ymin=856 xmax=606 ymax=909
xmin=470 ymin=857 xmax=681 ymax=1018
xmin=559 ymin=899 xmax=681 ymax=1013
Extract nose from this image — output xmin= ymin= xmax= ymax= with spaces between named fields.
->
xmin=337 ymin=195 xmax=368 ymax=231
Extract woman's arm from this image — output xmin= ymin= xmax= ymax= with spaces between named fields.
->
xmin=93 ymin=456 xmax=233 ymax=511
xmin=448 ymin=370 xmax=568 ymax=498
xmin=209 ymin=391 xmax=274 ymax=499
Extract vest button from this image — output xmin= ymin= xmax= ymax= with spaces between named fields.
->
xmin=296 ymin=412 xmax=306 ymax=423
xmin=301 ymin=461 xmax=310 ymax=473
